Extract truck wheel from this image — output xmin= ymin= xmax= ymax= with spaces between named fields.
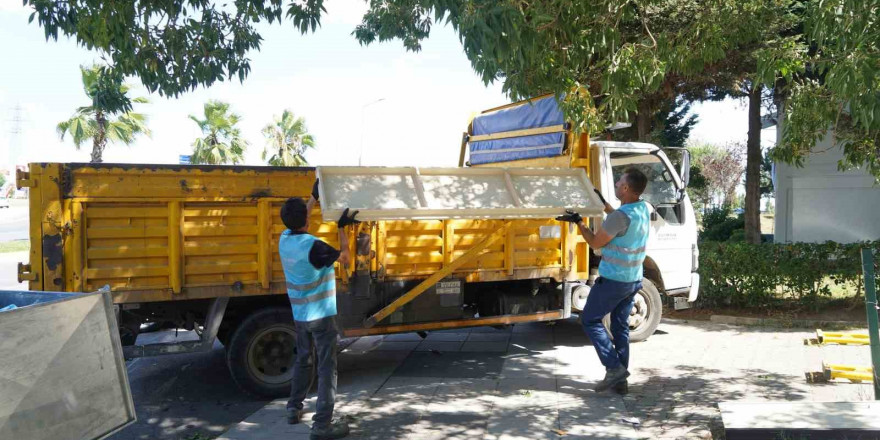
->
xmin=602 ymin=278 xmax=662 ymax=343
xmin=226 ymin=307 xmax=314 ymax=398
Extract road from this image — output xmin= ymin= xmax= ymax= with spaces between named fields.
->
xmin=109 ymin=331 xmax=271 ymax=440
xmin=0 ymin=251 xmax=27 ymax=290
xmin=0 ymin=199 xmax=29 ymax=242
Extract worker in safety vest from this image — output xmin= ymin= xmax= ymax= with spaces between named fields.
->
xmin=281 ymin=179 xmax=359 ymax=440
xmin=556 ymin=167 xmax=650 ymax=394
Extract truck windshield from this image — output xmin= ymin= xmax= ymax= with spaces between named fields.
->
xmin=610 ymin=152 xmax=679 ymax=205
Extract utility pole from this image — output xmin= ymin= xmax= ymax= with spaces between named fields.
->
xmin=6 ymin=104 xmax=24 ymax=169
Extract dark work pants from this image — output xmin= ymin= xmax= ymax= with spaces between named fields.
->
xmin=287 ymin=315 xmax=338 ymax=427
xmin=581 ymin=277 xmax=642 ymax=370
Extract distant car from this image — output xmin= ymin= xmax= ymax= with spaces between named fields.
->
xmin=0 ymin=197 xmax=9 ymax=208
xmin=733 ymin=208 xmax=744 ymax=214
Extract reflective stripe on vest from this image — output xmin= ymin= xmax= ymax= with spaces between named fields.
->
xmin=598 ymin=201 xmax=650 ymax=283
xmin=279 ymin=231 xmax=338 ymax=322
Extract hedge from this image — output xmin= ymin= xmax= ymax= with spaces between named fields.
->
xmin=698 ymin=240 xmax=880 ymax=309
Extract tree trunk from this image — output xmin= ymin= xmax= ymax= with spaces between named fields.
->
xmin=91 ymin=110 xmax=107 ymax=163
xmin=744 ymin=84 xmax=763 ymax=244
xmin=635 ymin=100 xmax=653 ymax=142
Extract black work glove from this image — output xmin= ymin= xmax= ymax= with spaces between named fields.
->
xmin=594 ymin=189 xmax=608 ymax=206
xmin=311 ymin=178 xmax=320 ymax=201
xmin=337 ymin=208 xmax=361 ymax=228
xmin=555 ymin=210 xmax=583 ymax=224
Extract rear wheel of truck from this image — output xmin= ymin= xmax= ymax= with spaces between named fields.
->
xmin=226 ymin=307 xmax=314 ymax=398
xmin=601 ymin=278 xmax=662 ymax=343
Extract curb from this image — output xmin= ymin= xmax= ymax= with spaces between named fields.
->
xmin=709 ymin=314 xmax=866 ymax=329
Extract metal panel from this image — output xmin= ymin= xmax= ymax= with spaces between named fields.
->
xmin=0 ymin=290 xmax=136 ymax=440
xmin=316 ymin=166 xmax=604 ymax=221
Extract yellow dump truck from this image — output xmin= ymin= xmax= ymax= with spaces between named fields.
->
xmin=18 ymin=95 xmax=698 ymax=396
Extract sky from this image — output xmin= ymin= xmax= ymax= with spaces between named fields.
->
xmin=0 ymin=1 xmax=776 ymax=171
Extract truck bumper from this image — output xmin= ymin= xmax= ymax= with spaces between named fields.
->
xmin=688 ymin=273 xmax=700 ymax=302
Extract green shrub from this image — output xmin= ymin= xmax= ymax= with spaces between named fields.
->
xmin=700 ymin=206 xmax=744 ymax=242
xmin=698 ymin=240 xmax=880 ymax=310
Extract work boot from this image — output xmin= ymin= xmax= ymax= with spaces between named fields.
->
xmin=595 ymin=366 xmax=630 ymax=392
xmin=613 ymin=379 xmax=629 ymax=395
xmin=287 ymin=408 xmax=305 ymax=424
xmin=310 ymin=419 xmax=350 ymax=440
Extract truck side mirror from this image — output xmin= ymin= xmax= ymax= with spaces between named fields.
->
xmin=679 ymin=149 xmax=691 ymax=188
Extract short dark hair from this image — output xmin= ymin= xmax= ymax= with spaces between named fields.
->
xmin=623 ymin=167 xmax=648 ymax=195
xmin=280 ymin=197 xmax=308 ymax=230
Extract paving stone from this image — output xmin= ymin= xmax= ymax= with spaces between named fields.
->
xmin=467 ymin=333 xmax=512 ymax=342
xmin=220 ymin=318 xmax=876 ymax=440
xmin=393 ymin=351 xmax=505 ymax=379
xmin=424 ymin=332 xmax=470 ymax=342
xmin=374 ymin=340 xmax=421 ymax=351
xmin=383 ymin=332 xmax=426 ymax=342
xmin=461 ymin=340 xmax=510 ymax=352
xmin=416 ymin=340 xmax=464 ymax=352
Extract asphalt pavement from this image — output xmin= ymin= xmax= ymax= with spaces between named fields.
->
xmin=0 ymin=199 xmax=29 ymax=242
xmin=109 ymin=331 xmax=271 ymax=440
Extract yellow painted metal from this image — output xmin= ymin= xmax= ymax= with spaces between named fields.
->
xmin=68 ymin=201 xmax=84 ymax=292
xmin=824 ymin=362 xmax=874 ymax=383
xmin=346 ymin=310 xmax=564 ymax=337
xmin=364 ymin=221 xmax=514 ymax=328
xmin=817 ymin=329 xmax=870 ymax=345
xmin=27 ymin=162 xmax=577 ymax=306
xmin=168 ymin=201 xmax=182 ymax=294
xmin=40 ymin=164 xmax=64 ymax=291
xmin=257 ymin=200 xmax=271 ymax=289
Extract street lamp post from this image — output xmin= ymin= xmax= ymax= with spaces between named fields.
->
xmin=359 ymin=98 xmax=386 ymax=166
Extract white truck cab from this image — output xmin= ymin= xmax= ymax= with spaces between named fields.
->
xmin=570 ymin=141 xmax=699 ymax=340
xmin=466 ymin=96 xmax=700 ymax=341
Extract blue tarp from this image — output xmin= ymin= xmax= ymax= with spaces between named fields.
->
xmin=470 ymin=95 xmax=565 ymax=165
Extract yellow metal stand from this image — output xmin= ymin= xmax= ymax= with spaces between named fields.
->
xmin=804 ymin=329 xmax=870 ymax=346
xmin=806 ymin=362 xmax=874 ymax=383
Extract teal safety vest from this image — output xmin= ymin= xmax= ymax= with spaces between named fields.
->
xmin=279 ymin=231 xmax=337 ymax=322
xmin=598 ymin=201 xmax=650 ymax=283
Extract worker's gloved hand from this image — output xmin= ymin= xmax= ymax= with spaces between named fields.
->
xmin=311 ymin=179 xmax=320 ymax=201
xmin=594 ymin=189 xmax=608 ymax=206
xmin=337 ymin=208 xmax=361 ymax=228
xmin=555 ymin=210 xmax=583 ymax=224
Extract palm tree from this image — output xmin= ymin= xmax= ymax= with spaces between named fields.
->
xmin=261 ymin=110 xmax=315 ymax=166
xmin=189 ymin=101 xmax=248 ymax=165
xmin=57 ymin=65 xmax=151 ymax=163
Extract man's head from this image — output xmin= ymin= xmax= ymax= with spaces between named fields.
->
xmin=614 ymin=167 xmax=648 ymax=202
xmin=280 ymin=197 xmax=309 ymax=231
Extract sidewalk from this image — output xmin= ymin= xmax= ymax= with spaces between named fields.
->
xmin=219 ymin=318 xmax=874 ymax=440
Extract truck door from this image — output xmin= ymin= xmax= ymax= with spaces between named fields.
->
xmin=602 ymin=149 xmax=692 ymax=290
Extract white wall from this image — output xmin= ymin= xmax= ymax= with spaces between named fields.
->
xmin=774 ymin=130 xmax=880 ymax=243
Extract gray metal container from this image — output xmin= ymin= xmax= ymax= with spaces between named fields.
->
xmin=0 ymin=289 xmax=135 ymax=440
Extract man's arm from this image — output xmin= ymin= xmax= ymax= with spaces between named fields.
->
xmin=594 ymin=189 xmax=614 ymax=215
xmin=556 ymin=210 xmax=615 ymax=250
xmin=575 ymin=220 xmax=615 ymax=250
xmin=336 ymin=226 xmax=351 ymax=266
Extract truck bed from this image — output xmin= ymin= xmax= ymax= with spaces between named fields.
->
xmin=19 ymin=163 xmax=590 ymax=304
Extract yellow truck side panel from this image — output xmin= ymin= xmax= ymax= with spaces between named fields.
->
xmin=22 ymin=150 xmax=592 ymax=304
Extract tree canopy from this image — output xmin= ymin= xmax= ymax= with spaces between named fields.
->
xmin=24 ymin=0 xmax=880 ymax=177
xmin=189 ymin=101 xmax=248 ymax=165
xmin=56 ymin=65 xmax=151 ymax=162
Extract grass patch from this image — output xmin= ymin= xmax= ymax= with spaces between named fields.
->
xmin=0 ymin=240 xmax=29 ymax=254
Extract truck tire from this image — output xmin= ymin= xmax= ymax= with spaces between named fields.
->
xmin=601 ymin=278 xmax=662 ymax=343
xmin=226 ymin=307 xmax=314 ymax=398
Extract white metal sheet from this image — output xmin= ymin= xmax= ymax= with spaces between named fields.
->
xmin=316 ymin=166 xmax=604 ymax=221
